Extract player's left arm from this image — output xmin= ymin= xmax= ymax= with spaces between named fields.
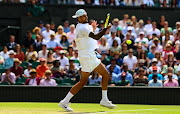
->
xmin=89 ymin=24 xmax=111 ymax=40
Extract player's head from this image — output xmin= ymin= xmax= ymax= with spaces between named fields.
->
xmin=72 ymin=9 xmax=88 ymax=23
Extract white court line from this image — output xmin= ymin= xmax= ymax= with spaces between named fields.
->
xmin=91 ymin=108 xmax=156 ymax=114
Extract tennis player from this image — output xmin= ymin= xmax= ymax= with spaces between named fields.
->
xmin=59 ymin=9 xmax=117 ymax=112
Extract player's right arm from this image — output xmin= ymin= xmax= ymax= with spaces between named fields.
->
xmin=89 ymin=25 xmax=111 ymax=40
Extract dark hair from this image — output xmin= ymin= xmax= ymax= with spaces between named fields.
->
xmin=53 ymin=60 xmax=60 ymax=66
xmin=139 ymin=50 xmax=147 ymax=60
xmin=123 ymin=64 xmax=128 ymax=69
xmin=60 ymin=35 xmax=68 ymax=43
xmin=112 ymin=40 xmax=118 ymax=47
xmin=47 ymin=50 xmax=53 ymax=58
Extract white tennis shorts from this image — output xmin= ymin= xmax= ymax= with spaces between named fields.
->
xmin=79 ymin=51 xmax=101 ymax=72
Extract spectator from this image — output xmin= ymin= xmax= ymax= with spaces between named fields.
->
xmin=23 ymin=31 xmax=35 ymax=48
xmin=144 ymin=17 xmax=152 ymax=30
xmin=39 ymin=70 xmax=57 ymax=86
xmin=114 ymin=51 xmax=123 ymax=68
xmin=149 ymin=58 xmax=161 ymax=74
xmin=148 ymin=66 xmax=163 ymax=81
xmin=154 ymin=51 xmax=164 ymax=68
xmin=164 ymin=67 xmax=178 ymax=81
xmin=100 ymin=51 xmax=110 ymax=66
xmin=162 ymin=32 xmax=174 ymax=47
xmin=104 ymin=29 xmax=111 ymax=40
xmin=53 ymin=46 xmax=63 ymax=59
xmin=116 ymin=27 xmax=124 ymax=42
xmin=4 ymin=50 xmax=15 ymax=69
xmin=38 ymin=20 xmax=46 ymax=32
xmin=122 ymin=32 xmax=135 ymax=49
xmin=46 ymin=33 xmax=62 ymax=49
xmin=134 ymin=68 xmax=148 ymax=86
xmin=50 ymin=21 xmax=55 ymax=31
xmin=135 ymin=19 xmax=147 ymax=37
xmin=38 ymin=44 xmax=48 ymax=60
xmin=119 ymin=14 xmax=129 ymax=28
xmin=123 ymin=48 xmax=137 ymax=71
xmin=32 ymin=34 xmax=43 ymax=52
xmin=108 ymin=65 xmax=118 ymax=84
xmin=162 ymin=44 xmax=174 ymax=61
xmin=161 ymin=21 xmax=173 ymax=36
xmin=0 ymin=55 xmax=4 ymax=69
xmin=147 ymin=22 xmax=161 ymax=39
xmin=32 ymin=27 xmax=41 ymax=40
xmin=66 ymin=45 xmax=74 ymax=59
xmin=63 ymin=20 xmax=70 ymax=33
xmin=134 ymin=59 xmax=147 ymax=77
xmin=57 ymin=50 xmax=69 ymax=69
xmin=152 ymin=38 xmax=163 ymax=52
xmin=60 ymin=34 xmax=70 ymax=50
xmin=123 ymin=25 xmax=136 ymax=40
xmin=116 ymin=72 xmax=130 ymax=86
xmin=143 ymin=0 xmax=154 ymax=6
xmin=25 ymin=69 xmax=41 ymax=86
xmin=55 ymin=25 xmax=66 ymax=42
xmin=148 ymin=74 xmax=163 ymax=87
xmin=1 ymin=68 xmax=15 ymax=85
xmin=110 ymin=18 xmax=120 ymax=32
xmin=42 ymin=24 xmax=55 ymax=41
xmin=164 ymin=73 xmax=179 ymax=87
xmin=36 ymin=58 xmax=49 ymax=78
xmin=106 ymin=57 xmax=121 ymax=75
xmin=0 ymin=46 xmax=9 ymax=60
xmin=120 ymin=43 xmax=128 ymax=59
xmin=88 ymin=70 xmax=102 ymax=85
xmin=157 ymin=15 xmax=165 ymax=30
xmin=6 ymin=35 xmax=17 ymax=50
xmin=10 ymin=58 xmax=23 ymax=79
xmin=138 ymin=50 xmax=149 ymax=68
xmin=117 ymin=64 xmax=133 ymax=85
xmin=27 ymin=0 xmax=44 ymax=17
xmin=134 ymin=44 xmax=142 ymax=58
xmin=99 ymin=20 xmax=105 ymax=31
xmin=110 ymin=40 xmax=122 ymax=56
xmin=51 ymin=60 xmax=65 ymax=79
xmin=147 ymin=44 xmax=156 ymax=61
xmin=108 ymin=32 xmax=121 ymax=48
xmin=98 ymin=36 xmax=109 ymax=54
xmin=131 ymin=16 xmax=139 ymax=29
xmin=14 ymin=44 xmax=25 ymax=61
xmin=173 ymin=22 xmax=180 ymax=36
xmin=26 ymin=45 xmax=38 ymax=62
xmin=24 ymin=63 xmax=33 ymax=78
xmin=134 ymin=31 xmax=149 ymax=51
xmin=175 ymin=28 xmax=180 ymax=43
xmin=67 ymin=24 xmax=76 ymax=43
xmin=71 ymin=50 xmax=80 ymax=70
xmin=149 ymin=33 xmax=159 ymax=48
xmin=47 ymin=50 xmax=56 ymax=68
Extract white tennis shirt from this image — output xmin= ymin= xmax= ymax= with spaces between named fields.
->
xmin=75 ymin=23 xmax=98 ymax=55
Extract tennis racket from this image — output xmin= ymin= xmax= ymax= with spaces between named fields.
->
xmin=104 ymin=13 xmax=110 ymax=28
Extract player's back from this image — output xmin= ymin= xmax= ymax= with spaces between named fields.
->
xmin=75 ymin=23 xmax=98 ymax=54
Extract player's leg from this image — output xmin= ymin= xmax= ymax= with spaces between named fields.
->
xmin=94 ymin=63 xmax=117 ymax=109
xmin=59 ymin=71 xmax=90 ymax=112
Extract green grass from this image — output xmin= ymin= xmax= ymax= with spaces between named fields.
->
xmin=0 ymin=102 xmax=180 ymax=114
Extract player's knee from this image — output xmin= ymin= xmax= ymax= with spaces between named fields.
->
xmin=79 ymin=79 xmax=88 ymax=86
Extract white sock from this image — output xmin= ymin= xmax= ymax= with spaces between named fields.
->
xmin=62 ymin=92 xmax=74 ymax=104
xmin=102 ymin=90 xmax=109 ymax=101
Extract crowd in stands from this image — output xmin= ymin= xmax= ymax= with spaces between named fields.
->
xmin=1 ymin=0 xmax=180 ymax=8
xmin=0 ymin=13 xmax=180 ymax=87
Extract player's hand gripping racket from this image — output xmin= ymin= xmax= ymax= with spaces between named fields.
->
xmin=104 ymin=13 xmax=110 ymax=28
